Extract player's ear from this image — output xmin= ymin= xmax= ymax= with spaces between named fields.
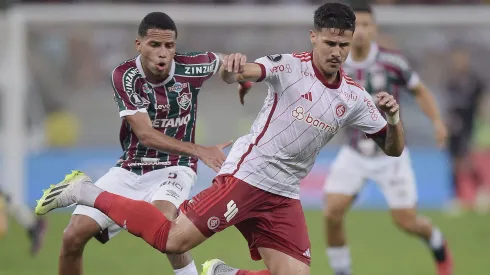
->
xmin=135 ymin=39 xmax=142 ymax=53
xmin=310 ymin=30 xmax=316 ymax=47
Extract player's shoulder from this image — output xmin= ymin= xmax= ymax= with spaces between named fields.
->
xmin=377 ymin=46 xmax=410 ymax=69
xmin=111 ymin=57 xmax=141 ymax=84
xmin=174 ymin=52 xmax=217 ymax=65
xmin=256 ymin=52 xmax=311 ymax=65
xmin=174 ymin=52 xmax=218 ymax=77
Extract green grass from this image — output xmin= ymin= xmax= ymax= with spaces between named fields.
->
xmin=1 ymin=210 xmax=489 ymax=274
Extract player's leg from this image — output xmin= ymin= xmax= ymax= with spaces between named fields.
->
xmin=59 ymin=168 xmax=144 ymax=275
xmin=376 ymin=150 xmax=453 ymax=275
xmin=0 ymin=187 xmax=46 ymax=255
xmin=203 ymin=193 xmax=311 ymax=275
xmin=147 ymin=166 xmax=199 ymax=275
xmin=323 ymin=147 xmax=366 ymax=275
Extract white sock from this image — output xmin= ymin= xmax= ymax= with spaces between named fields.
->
xmin=76 ymin=182 xmax=104 ymax=207
xmin=8 ymin=202 xmax=36 ymax=229
xmin=174 ymin=261 xmax=199 ymax=275
xmin=327 ymin=246 xmax=352 ymax=275
xmin=429 ymin=227 xmax=444 ymax=250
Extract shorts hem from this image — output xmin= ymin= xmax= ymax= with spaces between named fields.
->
xmin=255 ymin=244 xmax=311 ymax=266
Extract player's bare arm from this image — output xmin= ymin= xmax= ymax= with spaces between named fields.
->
xmin=371 ymin=92 xmax=405 ymax=157
xmin=220 ymin=53 xmax=264 ymax=84
xmin=410 ymin=83 xmax=448 ymax=147
xmin=125 ymin=112 xmax=232 ymax=172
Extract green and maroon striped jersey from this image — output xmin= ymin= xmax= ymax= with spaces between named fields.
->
xmin=342 ymin=43 xmax=421 ymax=155
xmin=111 ymin=52 xmax=219 ymax=175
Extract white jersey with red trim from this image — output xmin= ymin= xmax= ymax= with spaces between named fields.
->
xmin=218 ymin=52 xmax=387 ymax=199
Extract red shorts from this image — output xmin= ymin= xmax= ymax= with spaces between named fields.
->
xmin=181 ymin=175 xmax=311 ymax=265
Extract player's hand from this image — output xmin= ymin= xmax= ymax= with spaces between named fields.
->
xmin=433 ymin=120 xmax=448 ymax=148
xmin=238 ymin=81 xmax=252 ymax=105
xmin=223 ymin=53 xmax=247 ymax=74
xmin=375 ymin=91 xmax=399 ymax=116
xmin=196 ymin=140 xmax=233 ymax=173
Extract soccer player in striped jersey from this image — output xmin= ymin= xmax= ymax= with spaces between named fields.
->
xmin=322 ymin=4 xmax=453 ymax=275
xmin=35 ymin=3 xmax=406 ymax=275
xmin=54 ymin=12 xmax=239 ymax=275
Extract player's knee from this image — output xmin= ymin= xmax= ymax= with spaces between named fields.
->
xmin=392 ymin=211 xmax=417 ymax=233
xmin=165 ymin=237 xmax=193 ymax=254
xmin=61 ymin=219 xmax=98 ymax=255
xmin=324 ymin=204 xmax=347 ymax=225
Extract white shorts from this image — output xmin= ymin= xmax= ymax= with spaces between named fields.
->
xmin=72 ymin=166 xmax=196 ymax=243
xmin=324 ymin=146 xmax=417 ymax=209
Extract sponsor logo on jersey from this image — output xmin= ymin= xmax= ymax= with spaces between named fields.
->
xmin=155 ymin=104 xmax=171 ymax=111
xmin=168 ymin=82 xmax=188 ymax=93
xmin=123 ymin=68 xmax=138 ymax=95
xmin=364 ymin=97 xmax=380 ymax=121
xmin=177 ymin=92 xmax=192 ymax=110
xmin=340 ymin=91 xmax=358 ymax=102
xmin=152 ymin=113 xmax=191 ymax=128
xmin=292 ymin=106 xmax=337 ymax=133
xmin=270 ymin=64 xmax=292 ymax=74
xmin=184 ymin=64 xmax=214 ymax=75
xmin=142 ymin=83 xmax=153 ymax=94
xmin=266 ymin=54 xmax=283 ymax=62
xmin=128 ymin=161 xmax=172 ymax=167
xmin=302 ymin=70 xmax=315 ymax=78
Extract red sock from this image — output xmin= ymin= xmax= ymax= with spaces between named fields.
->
xmin=94 ymin=191 xmax=170 ymax=252
xmin=236 ymin=270 xmax=271 ymax=275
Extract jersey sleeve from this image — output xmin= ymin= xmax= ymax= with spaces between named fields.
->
xmin=253 ymin=54 xmax=296 ymax=92
xmin=347 ymin=88 xmax=387 ymax=135
xmin=393 ymin=54 xmax=420 ymax=90
xmin=176 ymin=51 xmax=220 ymax=82
xmin=111 ymin=67 xmax=147 ymax=118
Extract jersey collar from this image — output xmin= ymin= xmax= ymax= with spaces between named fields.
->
xmin=345 ymin=42 xmax=379 ymax=69
xmin=136 ymin=55 xmax=175 ymax=87
xmin=311 ymin=52 xmax=342 ymax=89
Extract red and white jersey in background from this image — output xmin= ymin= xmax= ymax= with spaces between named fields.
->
xmin=218 ymin=52 xmax=387 ymax=199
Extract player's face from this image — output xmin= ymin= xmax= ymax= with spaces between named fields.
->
xmin=352 ymin=12 xmax=376 ymax=48
xmin=136 ymin=29 xmax=176 ymax=80
xmin=310 ymin=28 xmax=353 ymax=75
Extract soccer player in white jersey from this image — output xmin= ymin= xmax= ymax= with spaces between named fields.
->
xmin=35 ymin=3 xmax=404 ymax=275
xmin=322 ymin=4 xmax=453 ymax=275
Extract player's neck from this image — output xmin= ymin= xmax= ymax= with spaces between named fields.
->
xmin=350 ymin=43 xmax=372 ymax=62
xmin=140 ymin=63 xmax=170 ymax=84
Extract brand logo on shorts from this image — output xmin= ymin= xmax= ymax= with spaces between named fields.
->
xmin=224 ymin=200 xmax=238 ymax=222
xmin=207 ymin=216 xmax=220 ymax=230
xmin=303 ymin=248 xmax=311 ymax=258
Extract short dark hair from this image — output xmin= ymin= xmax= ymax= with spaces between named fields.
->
xmin=351 ymin=2 xmax=373 ymax=14
xmin=314 ymin=2 xmax=356 ymax=34
xmin=138 ymin=12 xmax=178 ymax=38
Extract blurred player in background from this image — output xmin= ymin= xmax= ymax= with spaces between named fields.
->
xmin=55 ymin=12 xmax=235 ymax=275
xmin=322 ymin=4 xmax=452 ymax=275
xmin=445 ymin=46 xmax=489 ymax=214
xmin=36 ymin=3 xmax=405 ymax=275
xmin=0 ymin=188 xmax=46 ymax=256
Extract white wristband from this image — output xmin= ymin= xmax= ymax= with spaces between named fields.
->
xmin=386 ymin=111 xmax=400 ymax=125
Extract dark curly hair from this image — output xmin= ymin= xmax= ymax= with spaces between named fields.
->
xmin=138 ymin=12 xmax=178 ymax=38
xmin=314 ymin=2 xmax=356 ymax=34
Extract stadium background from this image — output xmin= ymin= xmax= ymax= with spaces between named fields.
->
xmin=1 ymin=0 xmax=490 ymax=274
